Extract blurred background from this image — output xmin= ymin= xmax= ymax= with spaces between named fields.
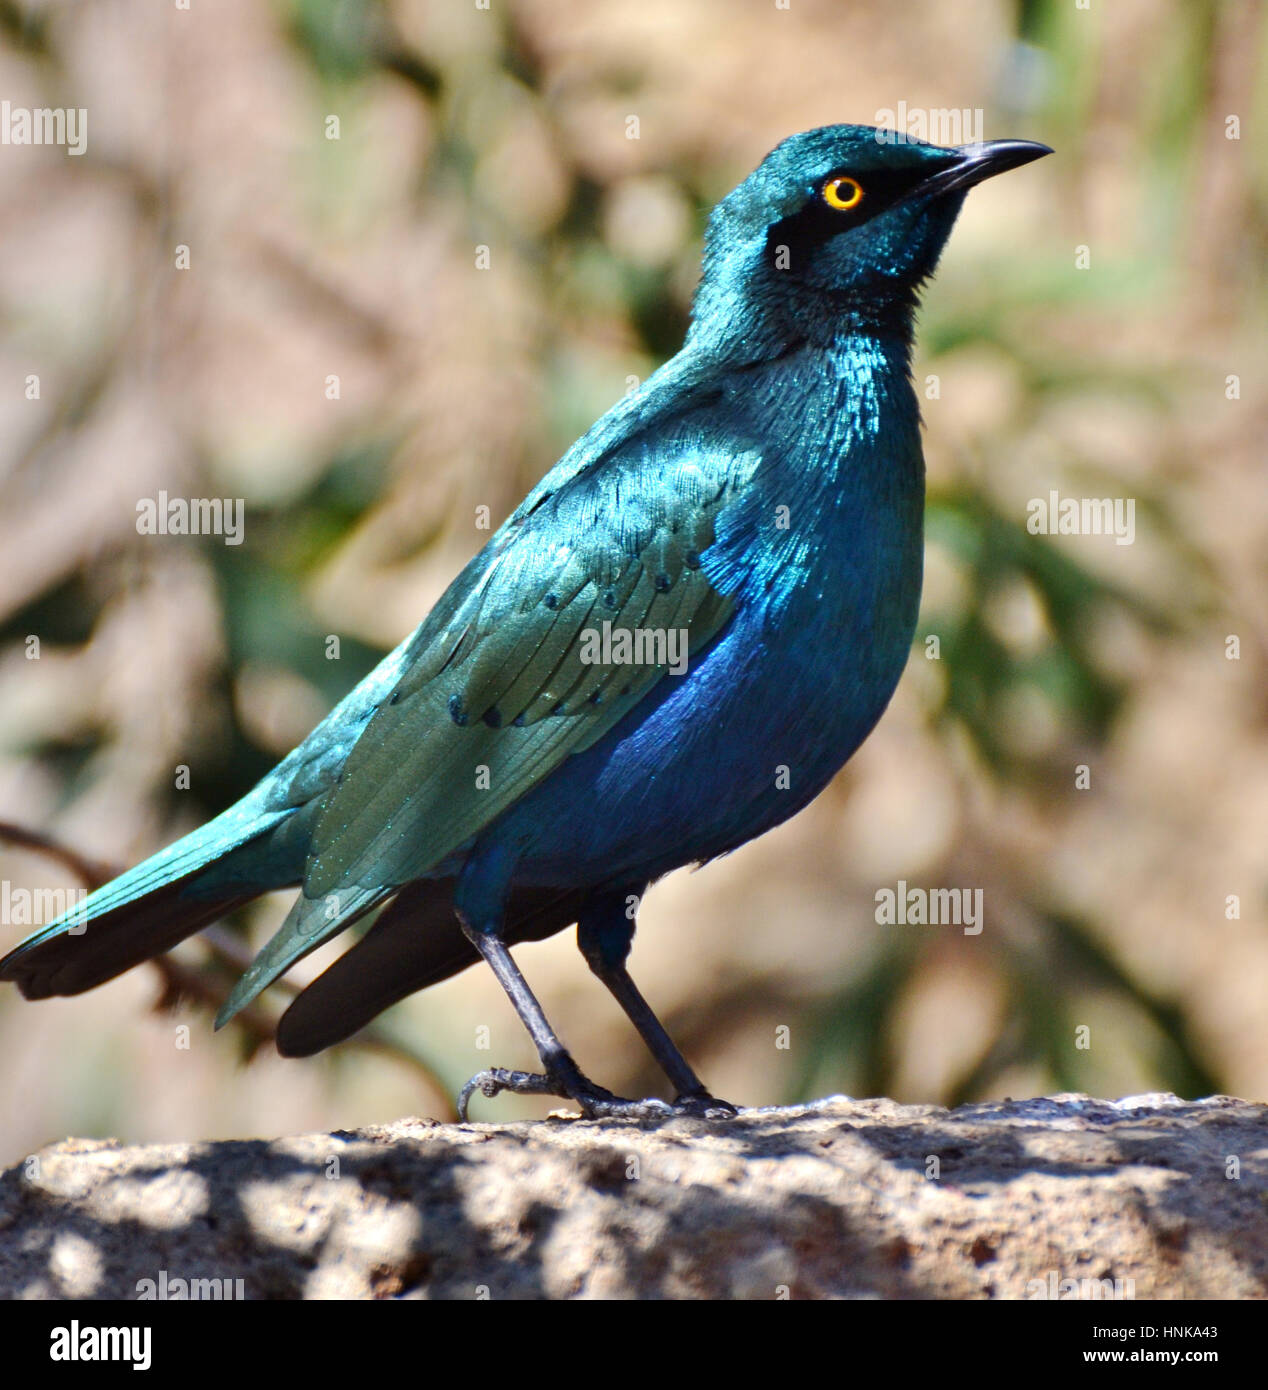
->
xmin=0 ymin=0 xmax=1265 ymax=1159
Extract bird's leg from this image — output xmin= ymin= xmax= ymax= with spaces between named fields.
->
xmin=454 ymin=850 xmax=612 ymax=1118
xmin=457 ymin=916 xmax=615 ymax=1118
xmin=576 ymin=892 xmax=738 ymax=1118
xmin=457 ymin=912 xmax=688 ymax=1121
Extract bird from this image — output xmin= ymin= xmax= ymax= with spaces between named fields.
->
xmin=0 ymin=125 xmax=1050 ymax=1120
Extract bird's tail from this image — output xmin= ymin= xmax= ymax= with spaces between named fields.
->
xmin=0 ymin=801 xmax=303 ymax=1000
xmin=274 ymin=881 xmax=588 ymax=1056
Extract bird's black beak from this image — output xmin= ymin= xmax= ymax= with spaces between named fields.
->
xmin=914 ymin=139 xmax=1052 ymax=201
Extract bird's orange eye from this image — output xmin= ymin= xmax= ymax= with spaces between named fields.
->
xmin=822 ymin=175 xmax=864 ymax=212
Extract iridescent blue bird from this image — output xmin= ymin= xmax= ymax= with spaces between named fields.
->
xmin=0 ymin=126 xmax=1049 ymax=1118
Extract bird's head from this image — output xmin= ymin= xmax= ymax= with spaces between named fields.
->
xmin=690 ymin=123 xmax=1051 ymax=355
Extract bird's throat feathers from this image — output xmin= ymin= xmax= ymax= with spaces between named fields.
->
xmin=703 ymin=329 xmax=924 ymax=621
xmin=690 ymin=247 xmax=928 ymax=365
xmin=745 ymin=330 xmax=923 ymax=496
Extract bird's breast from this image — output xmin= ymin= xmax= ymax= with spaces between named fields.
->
xmin=492 ymin=339 xmax=928 ymax=884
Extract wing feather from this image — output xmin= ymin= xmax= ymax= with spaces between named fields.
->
xmin=217 ymin=439 xmax=759 ymax=1024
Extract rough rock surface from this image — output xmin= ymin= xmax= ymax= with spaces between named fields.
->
xmin=2 ymin=1093 xmax=1265 ymax=1299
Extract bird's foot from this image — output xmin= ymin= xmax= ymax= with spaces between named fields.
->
xmin=457 ymin=1058 xmax=738 ymax=1123
xmin=670 ymin=1087 xmax=740 ymax=1120
xmin=457 ymin=1065 xmax=602 ymax=1120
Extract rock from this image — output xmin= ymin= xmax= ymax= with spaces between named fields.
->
xmin=2 ymin=1093 xmax=1265 ymax=1299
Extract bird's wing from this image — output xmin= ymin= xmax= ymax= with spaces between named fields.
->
xmin=216 ymin=432 xmax=758 ymax=1025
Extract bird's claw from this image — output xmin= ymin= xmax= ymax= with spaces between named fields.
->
xmin=458 ymin=1065 xmax=603 ymax=1120
xmin=457 ymin=1064 xmax=739 ymax=1123
xmin=672 ymin=1089 xmax=740 ymax=1120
